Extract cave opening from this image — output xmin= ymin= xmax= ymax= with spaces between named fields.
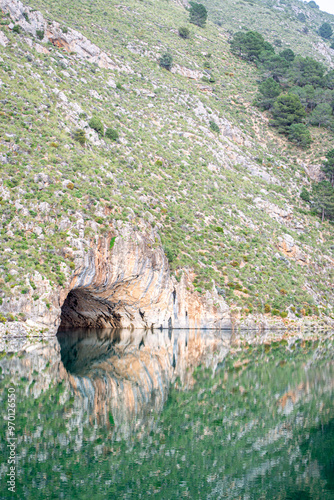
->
xmin=59 ymin=288 xmax=122 ymax=329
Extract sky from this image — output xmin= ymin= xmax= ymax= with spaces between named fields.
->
xmin=314 ymin=0 xmax=334 ymax=15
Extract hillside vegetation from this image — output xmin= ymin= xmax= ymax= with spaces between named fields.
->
xmin=0 ymin=0 xmax=334 ymax=325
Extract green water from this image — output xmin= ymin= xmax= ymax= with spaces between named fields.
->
xmin=0 ymin=330 xmax=334 ymax=499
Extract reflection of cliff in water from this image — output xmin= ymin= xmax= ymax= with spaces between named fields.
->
xmin=0 ymin=328 xmax=231 ymax=437
xmin=57 ymin=328 xmax=231 ymax=435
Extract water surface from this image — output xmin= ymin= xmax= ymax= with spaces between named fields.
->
xmin=0 ymin=329 xmax=333 ymax=499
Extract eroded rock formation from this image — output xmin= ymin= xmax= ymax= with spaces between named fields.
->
xmin=58 ymin=222 xmax=230 ymax=331
xmin=0 ymin=220 xmax=231 ymax=335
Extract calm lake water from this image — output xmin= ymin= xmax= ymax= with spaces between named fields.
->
xmin=0 ymin=329 xmax=334 ymax=499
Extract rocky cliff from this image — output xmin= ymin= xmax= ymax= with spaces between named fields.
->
xmin=0 ymin=220 xmax=230 ymax=335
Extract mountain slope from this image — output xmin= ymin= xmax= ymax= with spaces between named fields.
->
xmin=201 ymin=0 xmax=334 ymax=67
xmin=0 ymin=0 xmax=333 ymax=333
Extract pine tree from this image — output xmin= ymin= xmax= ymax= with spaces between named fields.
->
xmin=255 ymin=78 xmax=281 ymax=110
xmin=258 ymin=53 xmax=289 ymax=82
xmin=189 ymin=2 xmax=207 ymax=28
xmin=309 ymin=103 xmax=334 ymax=129
xmin=230 ymin=31 xmax=271 ymax=61
xmin=271 ymin=94 xmax=306 ymax=134
xmin=319 ymin=22 xmax=333 ymax=40
xmin=311 ymin=181 xmax=334 ymax=222
xmin=279 ymin=48 xmax=295 ymax=62
xmin=322 ymin=149 xmax=334 ymax=187
xmin=288 ymin=123 xmax=312 ymax=148
xmin=290 ymin=56 xmax=325 ymax=87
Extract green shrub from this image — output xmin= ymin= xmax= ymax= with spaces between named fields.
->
xmin=280 ymin=311 xmax=288 ymax=318
xmin=13 ymin=25 xmax=21 ymax=34
xmin=264 ymin=304 xmax=271 ymax=313
xmin=164 ymin=246 xmax=177 ymax=262
xmin=159 ymin=53 xmax=173 ymax=71
xmin=110 ymin=236 xmax=116 ymax=249
xmin=62 ymin=26 xmax=68 ymax=33
xmin=89 ymin=117 xmax=104 ymax=136
xmin=209 ymin=121 xmax=220 ymax=133
xmin=73 ymin=129 xmax=86 ymax=145
xmin=105 ymin=128 xmax=119 ymax=141
xmin=300 ymin=187 xmax=310 ymax=203
xmin=178 ymin=27 xmax=190 ymax=39
xmin=36 ymin=29 xmax=44 ymax=40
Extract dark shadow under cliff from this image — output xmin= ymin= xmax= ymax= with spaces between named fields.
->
xmin=59 ymin=288 xmax=122 ymax=329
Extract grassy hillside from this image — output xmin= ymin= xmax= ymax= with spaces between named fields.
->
xmin=0 ymin=0 xmax=333 ymax=323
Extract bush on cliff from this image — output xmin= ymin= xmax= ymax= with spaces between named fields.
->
xmin=89 ymin=116 xmax=104 ymax=136
xmin=105 ymin=128 xmax=119 ymax=141
xmin=159 ymin=53 xmax=173 ymax=71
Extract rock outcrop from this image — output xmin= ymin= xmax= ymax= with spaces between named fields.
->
xmin=0 ymin=0 xmax=131 ymax=72
xmin=277 ymin=233 xmax=308 ymax=264
xmin=171 ymin=64 xmax=204 ymax=80
xmin=0 ymin=220 xmax=231 ymax=335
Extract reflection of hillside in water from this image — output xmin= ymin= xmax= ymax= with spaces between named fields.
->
xmin=0 ymin=329 xmax=231 ymax=437
xmin=1 ymin=333 xmax=334 ymax=498
xmin=57 ymin=328 xmax=231 ymax=435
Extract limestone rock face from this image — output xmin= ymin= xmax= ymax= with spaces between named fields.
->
xmin=171 ymin=64 xmax=203 ymax=80
xmin=0 ymin=221 xmax=230 ymax=335
xmin=59 ymin=221 xmax=231 ymax=330
xmin=254 ymin=197 xmax=293 ymax=222
xmin=277 ymin=233 xmax=308 ymax=264
xmin=0 ymin=29 xmax=9 ymax=46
